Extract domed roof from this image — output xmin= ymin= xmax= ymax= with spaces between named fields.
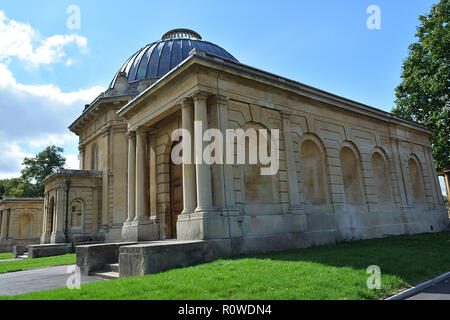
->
xmin=109 ymin=29 xmax=238 ymax=89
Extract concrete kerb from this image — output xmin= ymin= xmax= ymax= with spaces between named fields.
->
xmin=386 ymin=271 xmax=450 ymax=300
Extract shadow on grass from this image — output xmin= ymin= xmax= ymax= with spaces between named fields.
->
xmin=235 ymin=232 xmax=450 ymax=287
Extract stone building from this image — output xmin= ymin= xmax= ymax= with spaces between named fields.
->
xmin=42 ymin=29 xmax=448 ymax=253
xmin=0 ymin=198 xmax=44 ymax=252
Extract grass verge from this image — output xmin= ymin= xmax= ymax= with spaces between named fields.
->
xmin=0 ymin=253 xmax=13 ymax=260
xmin=2 ymin=233 xmax=450 ymax=300
xmin=0 ymin=254 xmax=76 ymax=274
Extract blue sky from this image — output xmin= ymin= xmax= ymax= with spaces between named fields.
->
xmin=0 ymin=0 xmax=446 ymax=193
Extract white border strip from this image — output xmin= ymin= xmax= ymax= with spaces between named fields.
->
xmin=386 ymin=271 xmax=450 ymax=300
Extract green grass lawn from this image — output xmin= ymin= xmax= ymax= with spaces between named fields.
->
xmin=2 ymin=232 xmax=450 ymax=300
xmin=0 ymin=254 xmax=76 ymax=274
xmin=0 ymin=253 xmax=13 ymax=260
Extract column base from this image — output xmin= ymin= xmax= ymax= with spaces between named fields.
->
xmin=177 ymin=209 xmax=229 ymax=240
xmin=122 ymin=218 xmax=159 ymax=242
xmin=50 ymin=231 xmax=66 ymax=244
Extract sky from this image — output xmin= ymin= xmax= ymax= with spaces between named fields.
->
xmin=0 ymin=0 xmax=446 ymax=194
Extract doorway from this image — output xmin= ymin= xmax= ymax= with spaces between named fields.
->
xmin=169 ymin=141 xmax=183 ymax=238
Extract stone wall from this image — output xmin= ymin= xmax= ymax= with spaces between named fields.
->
xmin=0 ymin=198 xmax=44 ymax=252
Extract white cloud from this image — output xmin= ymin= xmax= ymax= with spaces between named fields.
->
xmin=0 ymin=141 xmax=32 ymax=179
xmin=64 ymin=153 xmax=80 ymax=170
xmin=0 ymin=10 xmax=88 ymax=67
xmin=0 ymin=11 xmax=104 ymax=179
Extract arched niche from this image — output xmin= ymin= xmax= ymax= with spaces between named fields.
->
xmin=48 ymin=196 xmax=55 ymax=233
xmin=339 ymin=145 xmax=365 ymax=206
xmin=299 ymin=138 xmax=328 ymax=206
xmin=91 ymin=144 xmax=99 ymax=170
xmin=408 ymin=156 xmax=426 ymax=204
xmin=238 ymin=121 xmax=280 ymax=215
xmin=71 ymin=199 xmax=84 ymax=230
xmin=18 ymin=214 xmax=33 ymax=238
xmin=371 ymin=150 xmax=392 ymax=204
xmin=242 ymin=122 xmax=278 ymax=203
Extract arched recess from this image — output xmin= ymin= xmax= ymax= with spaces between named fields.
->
xmin=48 ymin=196 xmax=55 ymax=233
xmin=371 ymin=148 xmax=393 ymax=204
xmin=298 ymin=134 xmax=331 ymax=210
xmin=71 ymin=199 xmax=84 ymax=230
xmin=18 ymin=214 xmax=33 ymax=238
xmin=91 ymin=144 xmax=98 ymax=170
xmin=240 ymin=121 xmax=280 ymax=214
xmin=339 ymin=143 xmax=366 ymax=208
xmin=407 ymin=155 xmax=426 ymax=204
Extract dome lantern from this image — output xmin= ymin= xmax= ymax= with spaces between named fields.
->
xmin=161 ymin=29 xmax=202 ymax=40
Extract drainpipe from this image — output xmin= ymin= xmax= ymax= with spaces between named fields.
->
xmin=65 ymin=179 xmax=71 ymax=243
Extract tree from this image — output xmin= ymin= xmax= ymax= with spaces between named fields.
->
xmin=1 ymin=145 xmax=66 ymax=198
xmin=0 ymin=179 xmax=7 ymax=199
xmin=20 ymin=145 xmax=66 ymax=196
xmin=2 ymin=178 xmax=41 ymax=198
xmin=392 ymin=0 xmax=449 ymax=170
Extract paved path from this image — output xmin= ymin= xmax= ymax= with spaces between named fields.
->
xmin=406 ymin=278 xmax=450 ymax=300
xmin=0 ymin=264 xmax=104 ymax=296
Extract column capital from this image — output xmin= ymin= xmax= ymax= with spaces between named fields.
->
xmin=209 ymin=94 xmax=229 ymax=106
xmin=127 ymin=130 xmax=136 ymax=139
xmin=78 ymin=144 xmax=85 ymax=152
xmin=101 ymin=126 xmax=111 ymax=137
xmin=192 ymin=91 xmax=209 ymax=102
xmin=146 ymin=127 xmax=158 ymax=138
xmin=135 ymin=126 xmax=150 ymax=135
xmin=181 ymin=97 xmax=194 ymax=108
xmin=280 ymin=110 xmax=292 ymax=120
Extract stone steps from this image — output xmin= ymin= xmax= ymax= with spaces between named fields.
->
xmin=90 ymin=262 xmax=120 ymax=280
xmin=17 ymin=253 xmax=29 ymax=259
xmin=105 ymin=263 xmax=119 ymax=273
xmin=91 ymin=270 xmax=120 ymax=280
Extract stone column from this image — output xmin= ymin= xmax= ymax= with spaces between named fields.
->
xmin=281 ymin=111 xmax=307 ymax=232
xmin=148 ymin=130 xmax=157 ymax=219
xmin=209 ymin=95 xmax=239 ymax=218
xmin=4 ymin=209 xmax=11 ymax=239
xmin=181 ymin=98 xmax=197 ymax=214
xmin=390 ymin=138 xmax=409 ymax=207
xmin=51 ymin=187 xmax=66 ymax=243
xmin=281 ymin=111 xmax=304 ymax=213
xmin=79 ymin=145 xmax=85 ymax=170
xmin=444 ymin=173 xmax=450 ymax=202
xmin=0 ymin=210 xmax=6 ymax=240
xmin=193 ymin=93 xmax=214 ymax=212
xmin=126 ymin=132 xmax=136 ymax=223
xmin=122 ymin=128 xmax=157 ymax=242
xmin=424 ymin=146 xmax=442 ymax=205
xmin=135 ymin=128 xmax=150 ymax=221
xmin=101 ymin=127 xmax=111 ymax=230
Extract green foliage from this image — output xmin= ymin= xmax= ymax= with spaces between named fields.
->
xmin=392 ymin=0 xmax=450 ymax=170
xmin=1 ymin=178 xmax=41 ymax=198
xmin=0 ymin=179 xmax=7 ymax=198
xmin=1 ymin=145 xmax=65 ymax=198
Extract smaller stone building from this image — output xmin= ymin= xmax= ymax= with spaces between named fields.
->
xmin=41 ymin=169 xmax=103 ymax=244
xmin=0 ymin=198 xmax=44 ymax=252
